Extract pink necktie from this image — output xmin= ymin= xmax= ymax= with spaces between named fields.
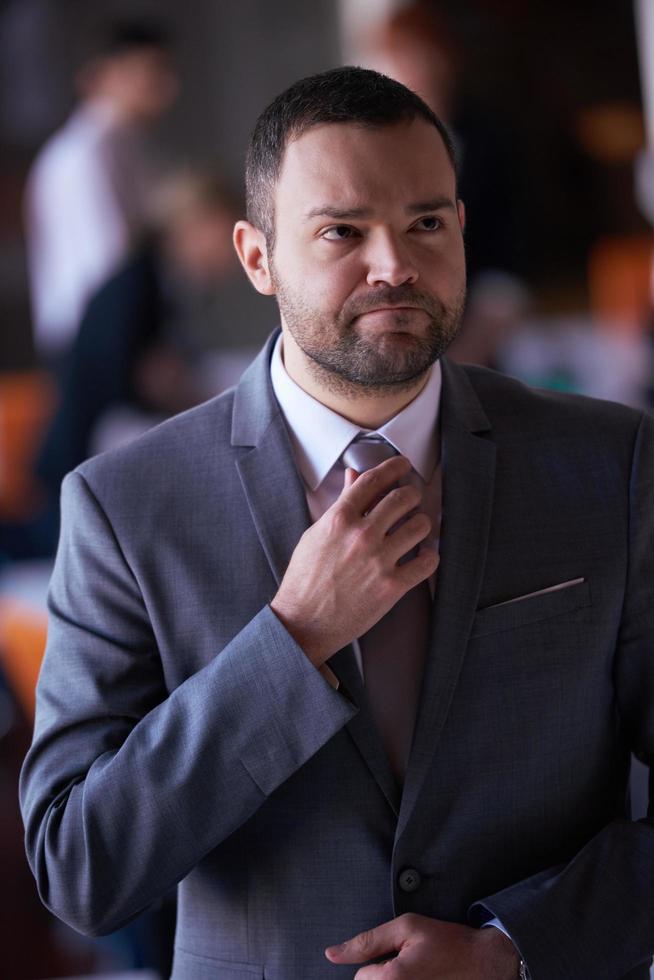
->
xmin=342 ymin=435 xmax=432 ymax=784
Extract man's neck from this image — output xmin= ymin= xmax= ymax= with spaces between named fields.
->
xmin=280 ymin=330 xmax=432 ymax=430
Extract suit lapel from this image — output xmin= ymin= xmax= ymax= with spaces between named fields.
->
xmin=233 ymin=336 xmax=311 ymax=585
xmin=235 ymin=419 xmax=311 ymax=586
xmin=232 ymin=331 xmax=400 ymax=815
xmin=397 ymin=358 xmax=496 ymax=842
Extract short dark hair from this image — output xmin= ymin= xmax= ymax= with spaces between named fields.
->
xmin=245 ymin=66 xmax=457 ymax=244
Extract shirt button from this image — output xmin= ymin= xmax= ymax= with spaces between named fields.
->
xmin=398 ymin=868 xmax=421 ymax=893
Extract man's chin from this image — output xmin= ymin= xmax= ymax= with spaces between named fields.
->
xmin=354 ymin=336 xmax=442 ymax=370
xmin=358 ymin=331 xmax=427 ymax=352
xmin=331 ymin=353 xmax=437 ymax=389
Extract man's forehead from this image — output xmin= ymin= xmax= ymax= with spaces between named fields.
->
xmin=301 ymin=197 xmax=456 ymax=222
xmin=276 ymin=119 xmax=456 ymax=214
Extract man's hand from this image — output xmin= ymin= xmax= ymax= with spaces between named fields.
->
xmin=324 ymin=913 xmax=520 ymax=979
xmin=270 ymin=456 xmax=438 ymax=667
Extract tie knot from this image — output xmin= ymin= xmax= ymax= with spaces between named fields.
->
xmin=342 ymin=435 xmax=398 ymax=473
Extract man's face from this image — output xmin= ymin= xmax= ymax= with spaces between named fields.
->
xmin=269 ymin=118 xmax=466 ymax=391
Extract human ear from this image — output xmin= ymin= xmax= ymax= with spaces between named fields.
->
xmin=233 ymin=220 xmax=275 ymax=295
xmin=456 ymin=199 xmax=466 ymax=233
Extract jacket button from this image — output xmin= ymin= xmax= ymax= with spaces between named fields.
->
xmin=398 ymin=868 xmax=421 ymax=893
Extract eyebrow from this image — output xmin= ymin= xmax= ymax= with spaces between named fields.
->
xmin=303 ymin=196 xmax=456 ymax=222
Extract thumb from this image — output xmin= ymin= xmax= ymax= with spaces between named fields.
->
xmin=325 ymin=918 xmax=405 ymax=964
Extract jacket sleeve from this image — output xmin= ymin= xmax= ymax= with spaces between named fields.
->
xmin=469 ymin=411 xmax=654 ymax=979
xmin=19 ymin=469 xmax=357 ymax=937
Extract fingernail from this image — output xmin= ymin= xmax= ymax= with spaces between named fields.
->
xmin=326 ymin=942 xmax=347 ymax=957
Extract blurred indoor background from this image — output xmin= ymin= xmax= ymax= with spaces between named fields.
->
xmin=1 ymin=0 xmax=653 ymax=977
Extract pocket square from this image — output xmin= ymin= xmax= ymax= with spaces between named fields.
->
xmin=485 ymin=577 xmax=586 ymax=610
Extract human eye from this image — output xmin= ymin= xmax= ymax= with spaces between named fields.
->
xmin=412 ymin=215 xmax=443 ymax=232
xmin=321 ymin=224 xmax=358 ymax=241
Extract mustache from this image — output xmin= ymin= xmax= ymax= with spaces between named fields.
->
xmin=343 ymin=286 xmax=444 ymax=319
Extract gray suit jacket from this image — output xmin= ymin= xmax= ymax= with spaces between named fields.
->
xmin=20 ymin=331 xmax=654 ymax=979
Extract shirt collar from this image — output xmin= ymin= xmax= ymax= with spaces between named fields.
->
xmin=270 ymin=333 xmax=442 ymax=490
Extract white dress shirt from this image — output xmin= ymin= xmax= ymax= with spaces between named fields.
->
xmin=24 ymin=99 xmax=154 ymax=358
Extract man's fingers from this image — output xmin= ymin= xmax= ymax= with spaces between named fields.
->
xmin=367 ymin=483 xmax=423 ymax=534
xmin=342 ymin=455 xmax=412 ymax=514
xmin=385 ymin=511 xmax=432 ymax=563
xmin=325 ymin=918 xmax=406 ymax=964
xmin=395 ymin=546 xmax=440 ymax=589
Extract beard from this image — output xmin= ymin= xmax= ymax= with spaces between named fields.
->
xmin=272 ymin=273 xmax=466 ymax=395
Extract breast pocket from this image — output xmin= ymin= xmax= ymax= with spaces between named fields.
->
xmin=470 ymin=579 xmax=593 ymax=638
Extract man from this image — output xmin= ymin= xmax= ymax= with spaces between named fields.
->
xmin=20 ymin=67 xmax=654 ymax=979
xmin=24 ymin=20 xmax=178 ymax=367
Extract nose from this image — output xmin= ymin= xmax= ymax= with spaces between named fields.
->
xmin=365 ymin=230 xmax=418 ymax=288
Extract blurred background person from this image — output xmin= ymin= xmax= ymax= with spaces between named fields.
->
xmin=23 ymin=18 xmax=178 ymax=374
xmin=35 ymin=168 xmax=240 ymax=501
